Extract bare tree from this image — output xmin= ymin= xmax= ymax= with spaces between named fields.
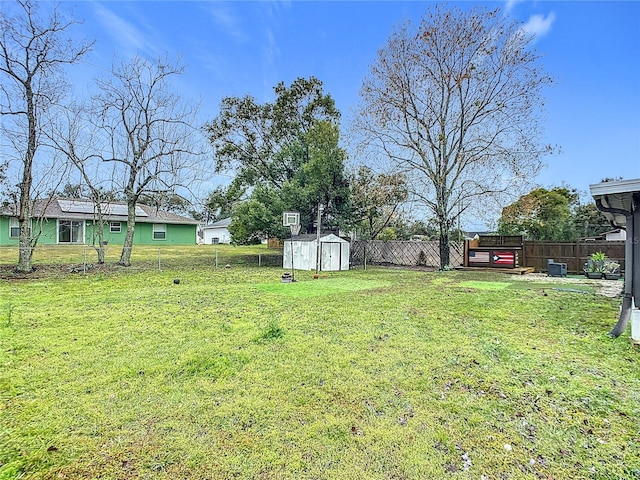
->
xmin=0 ymin=0 xmax=92 ymax=272
xmin=46 ymin=104 xmax=115 ymax=263
xmin=349 ymin=165 xmax=408 ymax=240
xmin=354 ymin=5 xmax=553 ymax=268
xmin=92 ymin=55 xmax=203 ymax=266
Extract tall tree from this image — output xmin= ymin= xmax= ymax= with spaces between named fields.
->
xmin=207 ymin=77 xmax=350 ymax=242
xmin=46 ymin=103 xmax=116 ymax=263
xmin=229 ymin=121 xmax=350 ymax=244
xmin=572 ymin=202 xmax=612 ymax=239
xmin=497 ymin=187 xmax=578 ymax=240
xmin=202 ymin=180 xmax=247 ymax=224
xmin=228 ymin=185 xmax=289 ymax=244
xmin=281 ymin=120 xmax=350 ymax=232
xmin=349 ymin=165 xmax=408 ymax=239
xmin=207 ymin=77 xmax=339 ymax=190
xmin=355 ymin=5 xmax=553 ymax=268
xmin=0 ymin=0 xmax=91 ymax=272
xmin=92 ymin=56 xmax=203 ymax=266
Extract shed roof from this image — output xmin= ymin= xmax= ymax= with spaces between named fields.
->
xmin=289 ymin=233 xmax=348 ymax=243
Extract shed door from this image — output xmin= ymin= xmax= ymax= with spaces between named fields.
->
xmin=321 ymin=242 xmax=342 ymax=271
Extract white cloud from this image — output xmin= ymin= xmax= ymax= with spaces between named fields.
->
xmin=92 ymin=3 xmax=158 ymax=57
xmin=505 ymin=0 xmax=523 ymax=14
xmin=205 ymin=4 xmax=249 ymax=42
xmin=522 ymin=12 xmax=556 ymax=39
xmin=262 ymin=28 xmax=281 ymax=70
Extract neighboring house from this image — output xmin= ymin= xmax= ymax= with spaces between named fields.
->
xmin=601 ymin=228 xmax=627 ymax=241
xmin=0 ymin=198 xmax=199 ymax=246
xmin=283 ymin=233 xmax=350 ymax=271
xmin=581 ymin=228 xmax=627 ymax=242
xmin=200 ymin=217 xmax=232 ymax=244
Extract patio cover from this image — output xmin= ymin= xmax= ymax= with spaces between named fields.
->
xmin=590 ymin=178 xmax=640 ymax=338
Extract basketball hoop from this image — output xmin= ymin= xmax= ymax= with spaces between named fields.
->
xmin=283 ymin=211 xmax=300 ymax=227
xmin=283 ymin=211 xmax=301 ymax=282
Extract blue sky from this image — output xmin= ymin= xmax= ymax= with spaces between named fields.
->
xmin=11 ymin=1 xmax=640 ymax=222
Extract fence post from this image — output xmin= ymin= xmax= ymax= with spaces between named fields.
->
xmin=158 ymin=249 xmax=161 ymax=271
xmin=259 ymin=253 xmax=262 ymax=267
xmin=215 ymin=249 xmax=218 ymax=268
xmin=575 ymin=238 xmax=580 ymax=274
xmin=364 ymin=244 xmax=367 ymax=271
xmin=83 ymin=246 xmax=87 ymax=274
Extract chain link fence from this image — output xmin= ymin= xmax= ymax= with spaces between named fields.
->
xmin=350 ymin=240 xmax=464 ymax=269
xmin=1 ymin=241 xmax=467 ymax=273
xmin=0 ymin=244 xmax=284 ymax=272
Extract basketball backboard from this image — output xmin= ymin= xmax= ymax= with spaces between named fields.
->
xmin=282 ymin=211 xmax=300 ymax=227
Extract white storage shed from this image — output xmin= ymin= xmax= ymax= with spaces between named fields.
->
xmin=283 ymin=233 xmax=350 ymax=271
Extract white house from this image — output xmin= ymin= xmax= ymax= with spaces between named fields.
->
xmin=582 ymin=228 xmax=627 ymax=242
xmin=283 ymin=233 xmax=350 ymax=271
xmin=602 ymin=228 xmax=627 ymax=241
xmin=200 ymin=218 xmax=232 ymax=244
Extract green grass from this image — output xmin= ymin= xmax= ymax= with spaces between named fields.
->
xmin=0 ymin=243 xmax=277 ymax=269
xmin=255 ymin=277 xmax=388 ymax=297
xmin=1 ymin=249 xmax=639 ymax=479
xmin=460 ymin=280 xmax=594 ymax=294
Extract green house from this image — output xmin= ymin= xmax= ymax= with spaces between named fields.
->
xmin=0 ymin=199 xmax=198 ymax=246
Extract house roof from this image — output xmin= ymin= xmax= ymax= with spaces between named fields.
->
xmin=601 ymin=228 xmax=626 ymax=235
xmin=581 ymin=228 xmax=626 ymax=241
xmin=1 ymin=198 xmax=199 ymax=225
xmin=202 ymin=217 xmax=231 ymax=229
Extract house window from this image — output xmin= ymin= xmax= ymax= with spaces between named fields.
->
xmin=153 ymin=223 xmax=166 ymax=240
xmin=9 ymin=217 xmax=20 ymax=238
xmin=110 ymin=222 xmax=121 ymax=233
xmin=58 ymin=220 xmax=84 ymax=243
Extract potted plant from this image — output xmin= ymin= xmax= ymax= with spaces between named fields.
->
xmin=584 ymin=251 xmax=606 ymax=279
xmin=603 ymin=260 xmax=621 ymax=280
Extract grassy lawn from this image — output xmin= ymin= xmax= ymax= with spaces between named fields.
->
xmin=1 ymin=247 xmax=639 ymax=479
xmin=0 ymin=244 xmax=277 ymax=270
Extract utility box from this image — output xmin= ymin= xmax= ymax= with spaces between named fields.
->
xmin=547 ymin=259 xmax=567 ymax=277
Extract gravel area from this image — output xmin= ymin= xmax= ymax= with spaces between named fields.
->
xmin=510 ymin=272 xmax=624 ymax=298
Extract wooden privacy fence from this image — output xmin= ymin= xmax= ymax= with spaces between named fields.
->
xmin=523 ymin=240 xmax=626 ymax=274
xmin=350 ymin=240 xmax=464 ymax=268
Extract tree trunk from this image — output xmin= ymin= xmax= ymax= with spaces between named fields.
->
xmin=17 ymin=221 xmax=34 ymax=272
xmin=92 ymin=204 xmax=106 ymax=264
xmin=439 ymin=230 xmax=450 ymax=270
xmin=118 ymin=202 xmax=136 ymax=266
xmin=96 ymin=245 xmax=106 ymax=264
xmin=16 ymin=88 xmax=36 ymax=273
xmin=94 ymin=220 xmax=106 ymax=264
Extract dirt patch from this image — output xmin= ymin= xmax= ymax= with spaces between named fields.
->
xmin=0 ymin=263 xmax=127 ymax=280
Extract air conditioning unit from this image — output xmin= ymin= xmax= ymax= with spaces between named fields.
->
xmin=547 ymin=259 xmax=567 ymax=277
